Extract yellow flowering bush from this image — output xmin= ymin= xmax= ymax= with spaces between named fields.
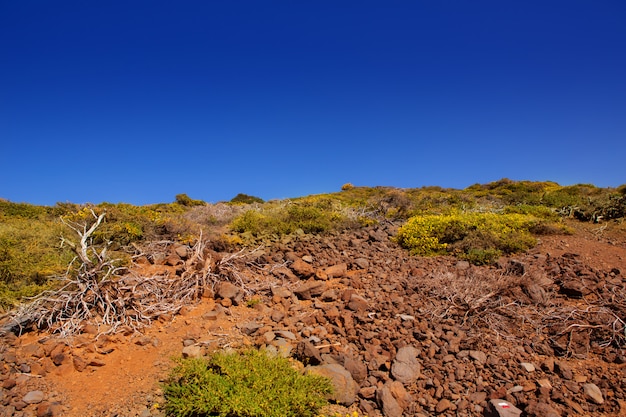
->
xmin=395 ymin=211 xmax=539 ymax=263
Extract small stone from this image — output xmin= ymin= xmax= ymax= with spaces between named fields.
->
xmin=390 ymin=346 xmax=421 ymax=384
xmin=87 ymin=358 xmax=106 ymax=367
xmin=23 ymin=390 xmax=45 ymax=404
xmin=73 ymin=355 xmax=87 ymax=372
xmin=295 ymin=340 xmax=322 ymax=365
xmin=520 ymin=362 xmax=536 ymax=372
xmin=346 ymin=294 xmax=369 ymax=312
xmin=555 ymin=361 xmax=573 ymax=380
xmin=574 ymin=374 xmax=587 ymax=383
xmin=468 ymin=391 xmax=487 ymax=403
xmin=55 ymin=362 xmax=74 ymax=375
xmin=525 ymin=402 xmax=561 ymax=417
xmin=134 ymin=336 xmax=153 ymax=346
xmin=274 ymin=330 xmax=296 ymax=340
xmin=182 ymin=345 xmax=202 ymax=359
xmin=14 ymin=400 xmax=28 ymax=411
xmin=354 ymin=258 xmax=369 ymax=269
xmin=240 ymin=322 xmax=263 ymax=336
xmin=359 ymin=386 xmax=377 ymax=399
xmin=563 ymin=398 xmax=585 ymax=414
xmin=537 ymin=378 xmax=552 ymax=389
xmin=376 ymin=380 xmax=413 ymax=417
xmin=290 ymin=259 xmax=315 ymax=278
xmin=262 ymin=331 xmax=276 ymax=343
xmin=542 ymin=357 xmax=555 ymax=373
xmin=436 ymin=398 xmax=452 ymax=412
xmin=469 ymin=350 xmax=487 ymax=364
xmin=485 ymin=399 xmax=522 ymax=417
xmin=583 ymin=383 xmax=604 ymax=404
xmin=293 ymin=280 xmax=327 ymax=300
xmin=270 ymin=286 xmax=292 ymax=298
xmin=202 ymin=310 xmax=220 ymax=320
xmin=507 ymin=385 xmax=524 ymax=394
xmin=36 ymin=402 xmax=63 ymax=417
xmin=324 ymin=263 xmax=348 ymax=278
xmin=216 ymin=282 xmax=243 ymax=304
xmin=278 ymin=339 xmax=295 ymax=357
xmin=2 ymin=378 xmax=17 ymax=389
xmin=307 ymin=363 xmax=358 ymax=406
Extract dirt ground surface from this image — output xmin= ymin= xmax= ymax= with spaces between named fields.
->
xmin=1 ymin=219 xmax=625 ymax=416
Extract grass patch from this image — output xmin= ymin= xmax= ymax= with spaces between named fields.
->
xmin=230 ymin=198 xmax=348 ymax=240
xmin=163 ymin=349 xmax=332 ymax=417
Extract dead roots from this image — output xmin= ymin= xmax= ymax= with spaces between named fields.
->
xmin=3 ymin=212 xmax=255 ymax=337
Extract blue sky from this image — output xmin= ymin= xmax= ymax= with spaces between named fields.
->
xmin=2 ymin=1 xmax=625 ymax=205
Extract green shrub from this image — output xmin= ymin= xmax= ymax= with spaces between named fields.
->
xmin=230 ymin=209 xmax=270 ymax=236
xmin=163 ymin=349 xmax=332 ymax=417
xmin=0 ymin=215 xmax=73 ymax=310
xmin=0 ymin=218 xmax=72 ymax=284
xmin=503 ymin=204 xmax=558 ymax=220
xmin=459 ymin=248 xmax=502 ymax=266
xmin=229 ymin=199 xmax=347 ymax=239
xmin=175 ymin=193 xmax=206 ymax=207
xmin=541 ymin=184 xmax=599 ymax=208
xmin=394 ymin=211 xmax=539 ymax=263
xmin=0 ymin=201 xmax=50 ymax=219
xmin=230 ymin=193 xmax=265 ymax=204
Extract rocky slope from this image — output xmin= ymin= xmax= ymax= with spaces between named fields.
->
xmin=1 ymin=221 xmax=625 ymax=416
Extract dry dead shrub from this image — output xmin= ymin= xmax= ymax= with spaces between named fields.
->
xmin=415 ymin=263 xmax=625 ymax=354
xmin=1 ymin=212 xmax=259 ymax=337
xmin=184 ymin=203 xmax=247 ymax=227
xmin=418 ymin=265 xmax=527 ymax=324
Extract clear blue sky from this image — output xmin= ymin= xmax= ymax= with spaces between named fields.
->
xmin=2 ymin=1 xmax=625 ymax=205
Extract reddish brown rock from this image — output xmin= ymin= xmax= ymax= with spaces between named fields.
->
xmin=377 ymin=380 xmax=413 ymax=417
xmin=391 ymin=346 xmax=421 ymax=384
xmin=290 ymin=258 xmax=315 ymax=278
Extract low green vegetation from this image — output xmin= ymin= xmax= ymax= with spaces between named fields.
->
xmin=229 ymin=197 xmax=349 ymax=240
xmin=230 ymin=193 xmax=265 ymax=204
xmin=1 ymin=180 xmax=625 ymax=308
xmin=163 ymin=349 xmax=332 ymax=417
xmin=175 ymin=193 xmax=206 ymax=207
xmin=0 ymin=203 xmax=75 ymax=310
